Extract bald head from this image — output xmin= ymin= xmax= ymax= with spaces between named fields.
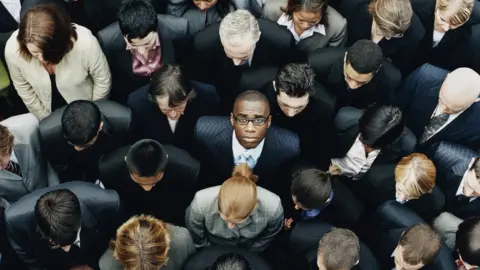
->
xmin=439 ymin=68 xmax=480 ymax=114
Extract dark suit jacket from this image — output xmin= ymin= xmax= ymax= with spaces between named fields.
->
xmin=127 ymin=81 xmax=220 ymax=153
xmin=98 ymin=144 xmax=200 ymax=225
xmin=39 ymin=100 xmax=134 ymax=182
xmin=308 ymin=47 xmax=400 ymax=110
xmin=194 ymin=116 xmax=300 ymax=196
xmin=0 ymin=2 xmax=19 ymax=33
xmin=427 ymin=141 xmax=479 ymax=219
xmin=397 ymin=64 xmax=480 ymax=151
xmin=4 ymin=182 xmax=121 ymax=270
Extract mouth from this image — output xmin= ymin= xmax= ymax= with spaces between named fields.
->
xmin=242 ymin=137 xmax=258 ymax=142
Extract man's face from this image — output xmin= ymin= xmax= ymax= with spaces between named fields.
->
xmin=125 ymin=31 xmax=157 ymax=55
xmin=394 ymin=245 xmax=425 ymax=270
xmin=276 ymin=90 xmax=310 ymax=117
xmin=0 ymin=153 xmax=11 ymax=170
xmin=464 ymin=158 xmax=480 ymax=197
xmin=156 ymin=96 xmax=188 ymax=121
xmin=221 ymin=37 xmax=256 ymax=66
xmin=230 ymin=100 xmax=271 ymax=149
xmin=193 ymin=0 xmax=217 ymax=11
xmin=130 ymin=172 xmax=164 ymax=191
xmin=343 ymin=56 xmax=374 ymax=89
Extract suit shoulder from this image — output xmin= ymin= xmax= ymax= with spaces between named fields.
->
xmin=325 ymin=6 xmax=347 ymax=32
xmin=308 ymin=47 xmax=345 ymax=69
xmin=4 ymin=30 xmax=21 ymax=61
xmin=257 ymin=187 xmax=281 ymax=205
xmin=193 ymin=23 xmax=221 ymax=50
xmin=193 ymin=186 xmax=221 ymax=205
xmin=258 ymin=19 xmax=293 ymax=41
xmin=157 ymin=14 xmax=189 ymax=40
xmin=269 ymin=126 xmax=300 ymax=154
xmin=380 ymin=60 xmax=402 ymax=83
xmin=195 ymin=116 xmax=230 ymax=136
xmin=406 ymin=64 xmax=448 ymax=91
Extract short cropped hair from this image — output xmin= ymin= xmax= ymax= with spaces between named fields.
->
xmin=219 ymin=10 xmax=260 ymax=46
xmin=346 ymin=40 xmax=383 ymax=75
xmin=399 ymin=224 xmax=442 ymax=266
xmin=35 ymin=189 xmax=82 ymax=246
xmin=0 ymin=125 xmax=14 ymax=157
xmin=126 ymin=139 xmax=168 ymax=177
xmin=210 ymin=253 xmax=252 ymax=270
xmin=437 ymin=0 xmax=474 ymax=26
xmin=395 ymin=153 xmax=436 ymax=199
xmin=318 ymin=228 xmax=360 ymax=270
xmin=233 ymin=90 xmax=270 ymax=113
xmin=148 ymin=64 xmax=196 ymax=107
xmin=369 ymin=0 xmax=412 ymax=36
xmin=112 ymin=215 xmax=171 ymax=270
xmin=358 ymin=104 xmax=405 ymax=150
xmin=17 ymin=4 xmax=77 ymax=64
xmin=281 ymin=0 xmax=329 ymax=25
xmin=118 ymin=0 xmax=158 ymax=41
xmin=275 ymin=63 xmax=316 ymax=98
xmin=291 ymin=169 xmax=332 ymax=210
xmin=456 ymin=217 xmax=480 ymax=266
xmin=61 ymin=100 xmax=102 ymax=145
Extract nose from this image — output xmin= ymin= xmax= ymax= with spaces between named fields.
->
xmin=300 ymin=22 xmax=310 ymax=30
xmin=142 ymin=185 xmax=153 ymax=191
xmin=137 ymin=47 xmax=147 ymax=55
xmin=167 ymin=110 xmax=178 ymax=119
xmin=245 ymin=121 xmax=256 ymax=132
xmin=442 ymin=23 xmax=450 ymax=31
xmin=198 ymin=2 xmax=208 ymax=10
xmin=232 ymin=58 xmax=243 ymax=66
xmin=287 ymin=108 xmax=296 ymax=117
xmin=347 ymin=79 xmax=360 ymax=89
xmin=227 ymin=222 xmax=235 ymax=229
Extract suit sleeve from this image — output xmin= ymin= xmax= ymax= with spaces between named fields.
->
xmin=5 ymin=219 xmax=43 ymax=270
xmin=250 ymin=203 xmax=284 ymax=252
xmin=84 ymin=33 xmax=111 ymax=101
xmin=328 ymin=17 xmax=347 ymax=48
xmin=395 ymin=68 xmax=420 ymax=112
xmin=185 ymin=196 xmax=211 ymax=248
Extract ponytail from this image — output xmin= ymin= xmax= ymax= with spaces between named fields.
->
xmin=232 ymin=164 xmax=258 ymax=184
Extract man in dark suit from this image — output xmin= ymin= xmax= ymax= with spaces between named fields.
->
xmin=182 ymin=247 xmax=272 ymax=270
xmin=309 ymin=40 xmax=400 ymax=110
xmin=98 ymin=139 xmax=199 ymax=225
xmin=5 ymin=182 xmax=121 ymax=270
xmin=397 ymin=64 xmax=480 ymax=151
xmin=1 ymin=0 xmax=21 ymax=33
xmin=39 ymin=100 xmax=134 ymax=182
xmin=194 ymin=90 xmax=300 ymax=196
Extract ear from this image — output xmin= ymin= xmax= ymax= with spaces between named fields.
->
xmin=230 ymin=113 xmax=235 ymax=126
xmin=266 ymin=115 xmax=272 ymax=128
xmin=273 ymin=81 xmax=277 ymax=92
xmin=257 ymin=31 xmax=262 ymax=42
xmin=98 ymin=122 xmax=104 ymax=132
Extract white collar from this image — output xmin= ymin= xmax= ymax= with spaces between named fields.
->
xmin=456 ymin=169 xmax=478 ymax=202
xmin=277 ymin=13 xmax=326 ymax=42
xmin=73 ymin=228 xmax=81 ymax=247
xmin=232 ymin=131 xmax=265 ymax=162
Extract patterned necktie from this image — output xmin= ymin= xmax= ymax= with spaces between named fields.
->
xmin=6 ymin=161 xmax=22 ymax=177
xmin=235 ymin=152 xmax=257 ymax=169
xmin=420 ymin=113 xmax=449 ymax=144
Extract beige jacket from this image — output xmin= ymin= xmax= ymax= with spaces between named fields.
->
xmin=5 ymin=24 xmax=111 ymax=119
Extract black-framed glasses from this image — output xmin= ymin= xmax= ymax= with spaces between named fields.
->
xmin=232 ymin=114 xmax=269 ymax=126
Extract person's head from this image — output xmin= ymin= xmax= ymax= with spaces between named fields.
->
xmin=395 ymin=153 xmax=436 ymax=201
xmin=0 ymin=125 xmax=14 ymax=170
xmin=218 ymin=164 xmax=258 ymax=229
xmin=291 ymin=169 xmax=332 ymax=211
xmin=17 ymin=4 xmax=77 ymax=64
xmin=435 ymin=0 xmax=474 ymax=32
xmin=369 ymin=0 xmax=412 ymax=39
xmin=219 ymin=10 xmax=261 ymax=66
xmin=274 ymin=63 xmax=316 ymax=117
xmin=456 ymin=217 xmax=480 ymax=268
xmin=125 ymin=139 xmax=168 ymax=191
xmin=61 ymin=100 xmax=103 ymax=151
xmin=192 ymin=0 xmax=233 ymax=16
xmin=210 ymin=253 xmax=252 ymax=270
xmin=35 ymin=189 xmax=82 ymax=252
xmin=112 ymin=215 xmax=171 ymax=270
xmin=317 ymin=228 xmax=360 ymax=270
xmin=231 ymin=90 xmax=271 ymax=149
xmin=344 ymin=40 xmax=383 ymax=89
xmin=118 ymin=0 xmax=158 ymax=55
xmin=394 ymin=224 xmax=441 ymax=270
xmin=438 ymin=67 xmax=480 ymax=115
xmin=281 ymin=0 xmax=329 ymax=34
xmin=358 ymin=104 xmax=405 ymax=151
xmin=462 ymin=157 xmax=480 ymax=197
xmin=149 ymin=64 xmax=196 ymax=121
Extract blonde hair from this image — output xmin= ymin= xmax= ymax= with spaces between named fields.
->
xmin=219 ymin=9 xmax=260 ymax=46
xmin=369 ymin=0 xmax=412 ymax=36
xmin=395 ymin=153 xmax=436 ymax=199
xmin=112 ymin=215 xmax=171 ymax=270
xmin=437 ymin=0 xmax=474 ymax=26
xmin=218 ymin=164 xmax=258 ymax=221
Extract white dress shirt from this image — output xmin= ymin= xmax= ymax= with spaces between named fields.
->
xmin=168 ymin=118 xmax=178 ymax=133
xmin=331 ymin=135 xmax=380 ymax=180
xmin=432 ymin=31 xmax=445 ymax=47
xmin=232 ymin=131 xmax=265 ymax=167
xmin=73 ymin=228 xmax=81 ymax=248
xmin=1 ymin=0 xmax=21 ymax=23
xmin=277 ymin=13 xmax=326 ymax=44
xmin=423 ymin=105 xmax=464 ymax=142
xmin=456 ymin=169 xmax=478 ymax=202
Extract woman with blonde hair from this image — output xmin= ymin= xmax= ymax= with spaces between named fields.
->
xmin=185 ymin=164 xmax=283 ymax=252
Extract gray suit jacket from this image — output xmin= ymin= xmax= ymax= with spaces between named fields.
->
xmin=0 ymin=113 xmax=59 ymax=203
xmin=186 ymin=185 xmax=283 ymax=252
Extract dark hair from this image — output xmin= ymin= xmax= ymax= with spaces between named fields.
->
xmin=118 ymin=0 xmax=158 ymax=41
xmin=61 ymin=100 xmax=102 ymax=145
xmin=456 ymin=217 xmax=480 ymax=266
xmin=17 ymin=4 xmax=77 ymax=64
xmin=210 ymin=253 xmax=252 ymax=270
xmin=346 ymin=40 xmax=383 ymax=75
xmin=148 ymin=64 xmax=196 ymax=107
xmin=275 ymin=63 xmax=316 ymax=98
xmin=291 ymin=169 xmax=331 ymax=209
xmin=318 ymin=228 xmax=360 ymax=270
xmin=358 ymin=104 xmax=405 ymax=149
xmin=281 ymin=0 xmax=329 ymax=26
xmin=126 ymin=139 xmax=168 ymax=177
xmin=35 ymin=189 xmax=82 ymax=246
xmin=174 ymin=0 xmax=237 ymax=18
xmin=469 ymin=157 xmax=480 ymax=180
xmin=233 ymin=90 xmax=270 ymax=113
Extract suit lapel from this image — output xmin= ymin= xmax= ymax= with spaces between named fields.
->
xmin=216 ymin=126 xmax=235 ymax=177
xmin=78 ymin=203 xmax=98 ymax=251
xmin=157 ymin=26 xmax=175 ymax=65
xmin=255 ymin=129 xmax=275 ymax=173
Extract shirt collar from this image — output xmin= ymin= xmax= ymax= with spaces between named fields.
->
xmin=277 ymin=13 xmax=326 ymax=42
xmin=456 ymin=169 xmax=478 ymax=202
xmin=232 ymin=131 xmax=265 ymax=162
xmin=73 ymin=228 xmax=81 ymax=247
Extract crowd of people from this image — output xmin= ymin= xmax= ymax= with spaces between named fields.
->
xmin=0 ymin=0 xmax=480 ymax=269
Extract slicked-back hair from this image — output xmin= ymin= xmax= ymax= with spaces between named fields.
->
xmin=126 ymin=139 xmax=168 ymax=177
xmin=346 ymin=40 xmax=383 ymax=75
xmin=148 ymin=64 xmax=196 ymax=107
xmin=456 ymin=217 xmax=480 ymax=266
xmin=281 ymin=0 xmax=329 ymax=26
xmin=358 ymin=104 xmax=405 ymax=150
xmin=233 ymin=90 xmax=270 ymax=114
xmin=118 ymin=0 xmax=158 ymax=41
xmin=275 ymin=63 xmax=316 ymax=98
xmin=318 ymin=228 xmax=360 ymax=270
xmin=35 ymin=189 xmax=82 ymax=246
xmin=61 ymin=100 xmax=102 ymax=145
xmin=399 ymin=224 xmax=441 ymax=266
xmin=291 ymin=169 xmax=332 ymax=209
xmin=210 ymin=253 xmax=252 ymax=270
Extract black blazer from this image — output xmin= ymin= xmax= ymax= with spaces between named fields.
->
xmin=0 ymin=2 xmax=19 ymax=33
xmin=345 ymin=1 xmax=425 ymax=75
xmin=194 ymin=116 xmax=300 ymax=196
xmin=127 ymin=81 xmax=220 ymax=153
xmin=397 ymin=64 xmax=480 ymax=151
xmin=4 ymin=182 xmax=121 ymax=270
xmin=98 ymin=144 xmax=200 ymax=225
xmin=308 ymin=47 xmax=400 ymax=110
xmin=427 ymin=141 xmax=479 ymax=219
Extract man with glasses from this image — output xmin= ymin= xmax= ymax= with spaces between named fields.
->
xmin=308 ymin=39 xmax=400 ymax=110
xmin=194 ymin=90 xmax=300 ymax=196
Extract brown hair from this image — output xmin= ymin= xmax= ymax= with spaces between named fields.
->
xmin=395 ymin=153 xmax=436 ymax=199
xmin=112 ymin=215 xmax=171 ymax=270
xmin=469 ymin=157 xmax=480 ymax=182
xmin=368 ymin=0 xmax=412 ymax=36
xmin=317 ymin=228 xmax=360 ymax=270
xmin=0 ymin=125 xmax=14 ymax=157
xmin=17 ymin=4 xmax=77 ymax=64
xmin=218 ymin=164 xmax=258 ymax=222
xmin=437 ymin=0 xmax=474 ymax=26
xmin=399 ymin=224 xmax=441 ymax=266
xmin=281 ymin=0 xmax=329 ymax=26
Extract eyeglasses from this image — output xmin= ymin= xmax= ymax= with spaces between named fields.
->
xmin=232 ymin=114 xmax=269 ymax=126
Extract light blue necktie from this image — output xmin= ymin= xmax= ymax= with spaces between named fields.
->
xmin=235 ymin=152 xmax=257 ymax=169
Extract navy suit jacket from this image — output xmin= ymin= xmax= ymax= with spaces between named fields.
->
xmin=397 ymin=64 xmax=480 ymax=151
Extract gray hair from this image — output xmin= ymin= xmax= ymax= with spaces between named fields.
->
xmin=219 ymin=9 xmax=261 ymax=46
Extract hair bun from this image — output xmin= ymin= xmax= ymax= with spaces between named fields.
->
xmin=232 ymin=164 xmax=259 ymax=183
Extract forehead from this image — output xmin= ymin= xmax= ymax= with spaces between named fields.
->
xmin=294 ymin=9 xmax=322 ymax=21
xmin=234 ymin=100 xmax=269 ymax=116
xmin=345 ymin=63 xmax=373 ymax=81
xmin=222 ymin=37 xmax=255 ymax=54
xmin=129 ymin=32 xmax=155 ymax=45
xmin=278 ymin=92 xmax=309 ymax=106
xmin=26 ymin=43 xmax=41 ymax=52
